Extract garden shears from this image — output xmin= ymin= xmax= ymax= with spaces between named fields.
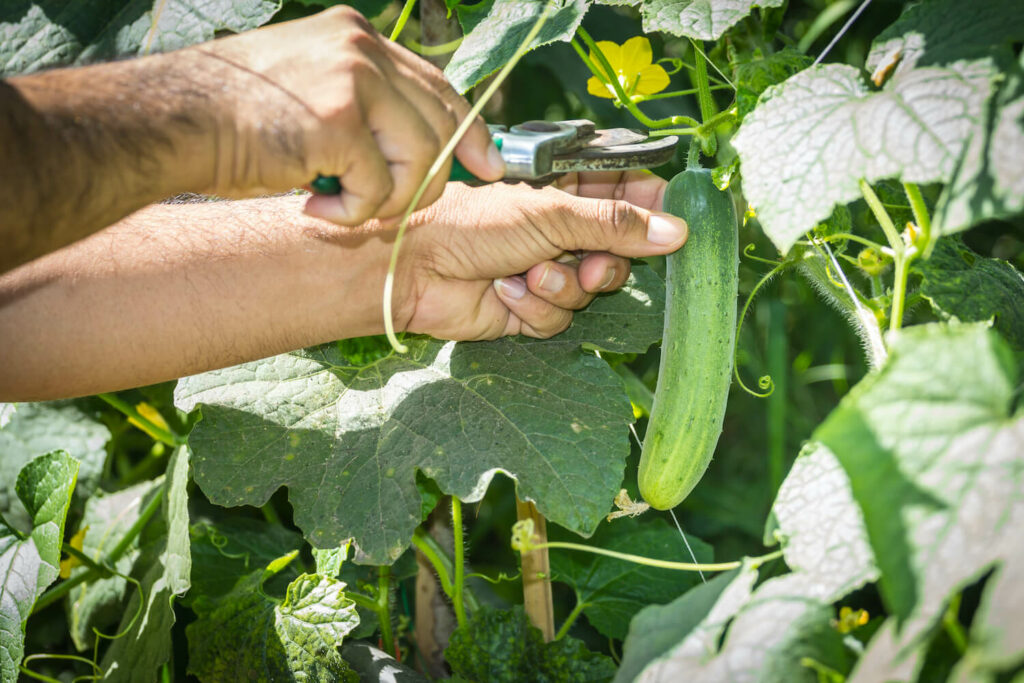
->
xmin=310 ymin=119 xmax=679 ymax=194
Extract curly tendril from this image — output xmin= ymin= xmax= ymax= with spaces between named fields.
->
xmin=734 ymin=246 xmax=787 ymax=398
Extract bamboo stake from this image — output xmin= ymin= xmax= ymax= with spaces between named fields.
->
xmin=515 ymin=499 xmax=555 ymax=641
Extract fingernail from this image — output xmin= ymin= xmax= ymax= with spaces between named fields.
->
xmin=537 ymin=266 xmax=566 ymax=293
xmin=495 ymin=276 xmax=526 ymax=299
xmin=598 ymin=268 xmax=616 ymax=291
xmin=487 ymin=143 xmax=506 ymax=175
xmin=647 ymin=214 xmax=687 ymax=246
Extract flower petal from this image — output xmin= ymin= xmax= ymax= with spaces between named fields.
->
xmin=636 ymin=63 xmax=671 ymax=96
xmin=587 ymin=76 xmax=616 ymax=99
xmin=620 ymin=36 xmax=654 ymax=75
xmin=589 ymin=40 xmax=622 ymax=78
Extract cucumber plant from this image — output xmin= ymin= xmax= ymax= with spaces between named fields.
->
xmin=2 ymin=0 xmax=1023 ymax=681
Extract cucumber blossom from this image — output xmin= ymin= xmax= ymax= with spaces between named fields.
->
xmin=637 ymin=168 xmax=738 ymax=510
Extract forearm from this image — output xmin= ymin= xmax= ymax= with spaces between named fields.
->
xmin=0 ymin=196 xmax=398 ymax=401
xmin=1 ymin=52 xmax=219 ymax=272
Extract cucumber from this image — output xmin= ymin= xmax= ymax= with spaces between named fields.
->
xmin=638 ymin=168 xmax=738 ymax=510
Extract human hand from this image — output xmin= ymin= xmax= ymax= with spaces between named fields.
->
xmin=193 ymin=6 xmax=503 ymax=224
xmin=392 ymin=171 xmax=688 ymax=340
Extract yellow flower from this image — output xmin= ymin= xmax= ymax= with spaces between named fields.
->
xmin=587 ymin=36 xmax=670 ymax=100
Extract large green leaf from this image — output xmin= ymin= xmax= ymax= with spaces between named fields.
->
xmin=549 ymin=516 xmax=712 ymax=640
xmin=176 ymin=277 xmax=661 ymax=564
xmin=733 ymin=47 xmax=812 ymax=119
xmin=936 ymin=53 xmax=1024 ymax=234
xmin=914 ymin=238 xmax=1024 ymax=353
xmin=865 ymin=0 xmax=1024 ymax=79
xmin=99 ymin=447 xmax=191 ymax=682
xmin=187 ymin=557 xmax=359 ymax=682
xmin=815 ymin=323 xmax=1024 ymax=681
xmin=635 ymin=443 xmax=875 ymax=681
xmin=0 ymin=402 xmax=109 ymax=531
xmin=0 ymin=0 xmax=281 ymax=76
xmin=0 ymin=451 xmax=78 ymax=682
xmin=445 ymin=605 xmax=615 ymax=682
xmin=445 ymin=0 xmax=591 ymax=93
xmin=614 ymin=569 xmax=739 ymax=683
xmin=640 ymin=0 xmax=785 ymax=41
xmin=733 ymin=61 xmax=995 ymax=254
xmin=66 ymin=480 xmax=161 ymax=651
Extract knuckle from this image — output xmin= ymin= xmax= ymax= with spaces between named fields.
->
xmin=596 ymin=198 xmax=640 ymax=239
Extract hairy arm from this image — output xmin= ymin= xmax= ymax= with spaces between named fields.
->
xmin=0 ymin=196 xmax=396 ymax=400
xmin=1 ymin=53 xmax=218 ymax=271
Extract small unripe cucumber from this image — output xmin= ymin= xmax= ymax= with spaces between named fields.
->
xmin=638 ymin=168 xmax=738 ymax=510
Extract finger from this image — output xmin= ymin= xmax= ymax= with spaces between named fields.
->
xmin=556 ymin=170 xmax=668 ymax=211
xmin=384 ymin=41 xmax=504 ymax=182
xmin=577 ymin=252 xmax=632 ymax=293
xmin=492 ymin=277 xmax=574 ymax=338
xmin=538 ymin=191 xmax=688 ymax=258
xmin=524 ymin=260 xmax=594 ymax=310
xmin=303 ymin=117 xmax=392 ymax=225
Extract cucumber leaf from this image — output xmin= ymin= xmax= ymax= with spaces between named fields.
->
xmin=549 ymin=516 xmax=712 ymax=640
xmin=640 ymin=0 xmax=786 ymax=41
xmin=176 ymin=270 xmax=661 ymax=564
xmin=733 ymin=61 xmax=995 ymax=254
xmin=187 ymin=560 xmax=359 ymax=682
xmin=0 ymin=402 xmax=109 ymax=532
xmin=0 ymin=451 xmax=78 ymax=682
xmin=914 ymin=238 xmax=1024 ymax=353
xmin=815 ymin=323 xmax=1024 ymax=681
xmin=445 ymin=0 xmax=591 ymax=93
xmin=0 ymin=0 xmax=280 ymax=76
xmin=99 ymin=447 xmax=191 ymax=682
xmin=66 ymin=480 xmax=162 ymax=651
xmin=445 ymin=605 xmax=616 ymax=682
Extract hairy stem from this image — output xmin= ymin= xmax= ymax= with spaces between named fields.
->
xmin=451 ymin=497 xmax=468 ymax=631
xmin=377 ymin=566 xmax=396 ymax=658
xmin=554 ymin=595 xmax=588 ymax=641
xmin=97 ymin=393 xmax=183 ymax=447
xmin=389 ymin=0 xmax=418 ymax=42
xmin=525 ymin=540 xmax=766 ymax=572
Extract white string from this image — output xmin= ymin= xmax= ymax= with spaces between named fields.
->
xmin=689 ymin=40 xmax=735 ymax=89
xmin=812 ymin=0 xmax=874 ymax=66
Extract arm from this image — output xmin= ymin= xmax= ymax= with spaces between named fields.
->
xmin=0 ymin=174 xmax=686 ymax=401
xmin=0 ymin=7 xmax=500 ymax=273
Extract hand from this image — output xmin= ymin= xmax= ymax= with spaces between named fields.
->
xmin=193 ymin=6 xmax=503 ymax=224
xmin=394 ymin=171 xmax=688 ymax=340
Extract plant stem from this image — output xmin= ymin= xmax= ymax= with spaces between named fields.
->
xmin=633 ymin=85 xmax=731 ymax=101
xmin=574 ymin=29 xmax=699 ymax=130
xmin=903 ymin=182 xmax=935 ymax=256
xmin=389 ymin=0 xmax=418 ymax=42
xmin=690 ymin=40 xmax=717 ymax=124
xmin=377 ymin=566 xmax=396 ymax=658
xmin=346 ymin=590 xmax=380 ymax=612
xmin=33 ymin=482 xmax=166 ymax=614
xmin=859 ymin=180 xmax=903 ymax=257
xmin=687 ymin=136 xmax=701 ymax=170
xmin=97 ymin=393 xmax=183 ymax=447
xmin=860 ymin=179 xmax=916 ymax=333
xmin=516 ymin=499 xmax=555 ymax=641
xmin=943 ymin=593 xmax=968 ymax=654
xmin=451 ymin=497 xmax=468 ymax=631
xmin=411 ymin=529 xmax=454 ymax=596
xmin=525 ymin=540 xmax=781 ymax=572
xmin=889 ymin=254 xmax=911 ymax=333
xmin=554 ymin=595 xmax=588 ymax=641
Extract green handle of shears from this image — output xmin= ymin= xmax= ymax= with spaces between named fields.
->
xmin=311 ymin=138 xmax=501 ymax=195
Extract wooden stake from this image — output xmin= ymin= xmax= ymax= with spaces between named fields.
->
xmin=516 ymin=499 xmax=555 ymax=641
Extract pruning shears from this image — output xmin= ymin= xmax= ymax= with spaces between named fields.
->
xmin=310 ymin=119 xmax=679 ymax=194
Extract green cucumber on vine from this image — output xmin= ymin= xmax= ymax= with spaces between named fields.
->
xmin=638 ymin=165 xmax=739 ymax=511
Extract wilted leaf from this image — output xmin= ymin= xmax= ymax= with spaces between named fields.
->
xmin=445 ymin=605 xmax=616 ymax=682
xmin=0 ymin=0 xmax=280 ymax=76
xmin=0 ymin=451 xmax=78 ymax=682
xmin=816 ymin=323 xmax=1024 ymax=681
xmin=188 ymin=559 xmax=359 ymax=682
xmin=733 ymin=62 xmax=995 ymax=253
xmin=550 ymin=516 xmax=712 ymax=640
xmin=176 ymin=274 xmax=663 ymax=564
xmin=640 ymin=0 xmax=786 ymax=41
xmin=446 ymin=0 xmax=590 ymax=93
xmin=99 ymin=447 xmax=191 ymax=682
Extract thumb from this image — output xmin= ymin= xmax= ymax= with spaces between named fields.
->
xmin=554 ymin=197 xmax=689 ymax=258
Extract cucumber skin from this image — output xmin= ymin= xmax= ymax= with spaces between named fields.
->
xmin=638 ymin=169 xmax=738 ymax=510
